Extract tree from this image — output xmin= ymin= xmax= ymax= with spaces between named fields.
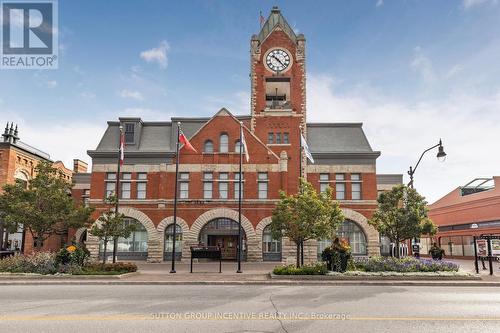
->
xmin=270 ymin=178 xmax=344 ymax=267
xmin=368 ymin=184 xmax=437 ymax=258
xmin=89 ymin=196 xmax=136 ymax=264
xmin=0 ymin=162 xmax=93 ymax=250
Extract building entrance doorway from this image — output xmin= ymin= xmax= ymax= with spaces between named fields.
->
xmin=199 ymin=218 xmax=246 ymax=261
xmin=207 ymin=235 xmax=238 ymax=260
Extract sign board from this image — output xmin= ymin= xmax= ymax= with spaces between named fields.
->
xmin=476 ymin=239 xmax=488 ymax=256
xmin=491 ymin=239 xmax=500 ymax=256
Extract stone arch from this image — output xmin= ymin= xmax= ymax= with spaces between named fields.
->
xmin=157 ymin=216 xmax=189 ymax=234
xmin=187 ymin=208 xmax=259 ymax=261
xmin=341 ymin=208 xmax=380 ymax=256
xmin=86 ymin=207 xmax=162 ymax=263
xmin=157 ymin=216 xmax=190 ymax=261
xmin=74 ymin=227 xmax=87 ymax=244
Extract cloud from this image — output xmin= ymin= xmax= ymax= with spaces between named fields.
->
xmin=376 ymin=0 xmax=384 ymax=7
xmin=119 ymin=108 xmax=170 ymax=120
xmin=140 ymin=41 xmax=170 ymax=69
xmin=80 ymin=91 xmax=96 ymax=99
xmin=119 ymin=89 xmax=144 ymax=101
xmin=46 ymin=80 xmax=57 ymax=88
xmin=410 ymin=46 xmax=436 ymax=82
xmin=462 ymin=0 xmax=498 ymax=9
xmin=5 ymin=118 xmax=105 ymax=169
xmin=307 ymin=74 xmax=500 ymax=203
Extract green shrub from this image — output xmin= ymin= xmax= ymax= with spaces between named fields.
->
xmin=273 ymin=263 xmax=328 ymax=275
xmin=55 ymin=244 xmax=90 ymax=267
xmin=0 ymin=252 xmax=57 ymax=274
xmin=73 ymin=262 xmax=138 ymax=275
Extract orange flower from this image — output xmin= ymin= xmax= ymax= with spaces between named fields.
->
xmin=66 ymin=245 xmax=77 ymax=253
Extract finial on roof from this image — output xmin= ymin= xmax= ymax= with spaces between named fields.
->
xmin=271 ymin=6 xmax=280 ymax=13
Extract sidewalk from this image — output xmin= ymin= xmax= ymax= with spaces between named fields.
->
xmin=1 ymin=259 xmax=500 ymax=286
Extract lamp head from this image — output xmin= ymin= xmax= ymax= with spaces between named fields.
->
xmin=436 ymin=139 xmax=447 ymax=162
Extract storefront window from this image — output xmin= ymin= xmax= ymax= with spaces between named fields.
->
xmin=100 ymin=218 xmax=148 ymax=253
xmin=463 ymin=236 xmax=475 ymax=256
xmin=164 ymin=224 xmax=182 ymax=253
xmin=262 ymin=225 xmax=281 ymax=253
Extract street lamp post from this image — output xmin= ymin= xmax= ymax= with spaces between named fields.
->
xmin=407 ymin=139 xmax=447 ymax=189
xmin=406 ymin=139 xmax=446 ymax=257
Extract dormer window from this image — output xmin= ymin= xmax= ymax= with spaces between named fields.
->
xmin=124 ymin=123 xmax=135 ymax=144
xmin=219 ymin=134 xmax=229 ymax=153
xmin=204 ymin=140 xmax=214 ymax=153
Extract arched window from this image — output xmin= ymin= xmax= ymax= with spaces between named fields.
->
xmin=337 ymin=220 xmax=367 ymax=255
xmin=164 ymin=224 xmax=182 ymax=261
xmin=262 ymin=225 xmax=281 ymax=261
xmin=317 ymin=220 xmax=367 ymax=259
xmin=204 ymin=140 xmax=214 ymax=153
xmin=14 ymin=169 xmax=29 ymax=189
xmin=235 ymin=139 xmax=242 ymax=153
xmin=219 ymin=134 xmax=229 ymax=153
xmin=100 ymin=218 xmax=148 ymax=260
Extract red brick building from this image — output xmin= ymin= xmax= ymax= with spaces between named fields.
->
xmin=427 ymin=177 xmax=500 ymax=258
xmin=83 ymin=7 xmax=400 ymax=263
xmin=0 ymin=122 xmax=84 ymax=253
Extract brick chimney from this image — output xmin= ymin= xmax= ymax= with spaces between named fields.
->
xmin=73 ymin=159 xmax=88 ymax=173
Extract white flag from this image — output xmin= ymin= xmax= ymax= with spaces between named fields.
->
xmin=241 ymin=127 xmax=250 ymax=162
xmin=300 ymin=133 xmax=314 ymax=164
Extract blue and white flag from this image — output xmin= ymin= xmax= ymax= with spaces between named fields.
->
xmin=300 ymin=133 xmax=314 ymax=163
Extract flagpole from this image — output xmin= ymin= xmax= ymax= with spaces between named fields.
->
xmin=113 ymin=125 xmax=123 ymax=264
xmin=298 ymin=125 xmax=304 ymax=266
xmin=170 ymin=122 xmax=181 ymax=274
xmin=237 ymin=121 xmax=243 ymax=273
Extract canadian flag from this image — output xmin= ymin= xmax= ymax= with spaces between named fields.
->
xmin=119 ymin=131 xmax=125 ymax=165
xmin=179 ymin=129 xmax=197 ymax=152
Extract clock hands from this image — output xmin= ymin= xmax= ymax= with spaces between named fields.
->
xmin=272 ymin=55 xmax=286 ymax=68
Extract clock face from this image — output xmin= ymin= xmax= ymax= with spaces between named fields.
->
xmin=265 ymin=49 xmax=291 ymax=72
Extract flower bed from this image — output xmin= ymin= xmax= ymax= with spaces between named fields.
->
xmin=0 ymin=250 xmax=137 ymax=276
xmin=352 ymin=256 xmax=459 ymax=273
xmin=273 ymin=263 xmax=328 ymax=275
xmin=0 ymin=252 xmax=57 ymax=275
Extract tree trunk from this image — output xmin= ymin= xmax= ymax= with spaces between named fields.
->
xmin=395 ymin=239 xmax=400 ymax=259
xmin=300 ymin=240 xmax=304 ymax=266
xmin=102 ymin=238 xmax=108 ymax=265
xmin=0 ymin=225 xmax=4 ymax=250
xmin=296 ymin=241 xmax=301 ymax=267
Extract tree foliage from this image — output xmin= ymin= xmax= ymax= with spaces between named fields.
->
xmin=89 ymin=196 xmax=136 ymax=264
xmin=0 ymin=162 xmax=93 ymax=249
xmin=270 ymin=178 xmax=344 ymax=267
xmin=368 ymin=184 xmax=437 ymax=258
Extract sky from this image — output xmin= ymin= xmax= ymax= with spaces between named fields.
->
xmin=1 ymin=0 xmax=499 ymax=203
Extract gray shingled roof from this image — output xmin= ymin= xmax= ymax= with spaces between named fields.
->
xmin=90 ymin=118 xmax=378 ymax=159
xmin=257 ymin=7 xmax=299 ymax=43
xmin=306 ymin=123 xmax=375 ymax=153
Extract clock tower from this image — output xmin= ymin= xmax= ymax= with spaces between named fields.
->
xmin=250 ymin=6 xmax=306 ymax=191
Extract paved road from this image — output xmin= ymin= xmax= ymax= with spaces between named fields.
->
xmin=1 ymin=285 xmax=499 ymax=332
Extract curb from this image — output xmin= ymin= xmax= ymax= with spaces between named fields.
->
xmin=0 ymin=279 xmax=498 ymax=287
xmin=270 ymin=273 xmax=481 ymax=281
xmin=0 ymin=272 xmax=139 ymax=280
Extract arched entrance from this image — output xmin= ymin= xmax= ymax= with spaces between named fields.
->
xmin=199 ymin=218 xmax=247 ymax=260
xmin=99 ymin=217 xmax=148 ymax=260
